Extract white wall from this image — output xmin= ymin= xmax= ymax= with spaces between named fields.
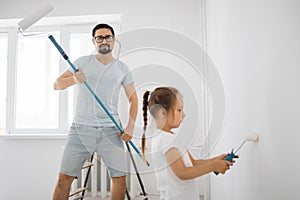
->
xmin=206 ymin=0 xmax=300 ymax=200
xmin=0 ymin=137 xmax=65 ymax=199
xmin=0 ymin=0 xmax=206 ymax=199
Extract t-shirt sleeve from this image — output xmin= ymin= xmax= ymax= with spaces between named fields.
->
xmin=161 ymin=140 xmax=181 ymax=155
xmin=121 ymin=63 xmax=134 ymax=87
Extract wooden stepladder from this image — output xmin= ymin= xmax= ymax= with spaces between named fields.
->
xmin=68 ymin=153 xmax=132 ymax=200
xmin=69 ymin=153 xmax=94 ymax=200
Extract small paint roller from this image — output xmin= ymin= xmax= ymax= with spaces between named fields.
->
xmin=214 ymin=133 xmax=259 ymax=175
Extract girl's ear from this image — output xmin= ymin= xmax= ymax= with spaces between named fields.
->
xmin=158 ymin=107 xmax=167 ymax=118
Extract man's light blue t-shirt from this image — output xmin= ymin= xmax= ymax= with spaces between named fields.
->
xmin=68 ymin=55 xmax=134 ymax=127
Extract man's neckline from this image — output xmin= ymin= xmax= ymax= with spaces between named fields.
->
xmin=94 ymin=54 xmax=116 ymax=65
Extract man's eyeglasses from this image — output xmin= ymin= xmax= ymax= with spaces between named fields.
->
xmin=94 ymin=35 xmax=114 ymax=43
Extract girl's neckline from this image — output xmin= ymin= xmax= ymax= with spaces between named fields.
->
xmin=157 ymin=128 xmax=175 ymax=135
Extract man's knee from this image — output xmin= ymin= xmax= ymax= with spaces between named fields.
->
xmin=111 ymin=175 xmax=126 ymax=186
xmin=57 ymin=173 xmax=74 ymax=188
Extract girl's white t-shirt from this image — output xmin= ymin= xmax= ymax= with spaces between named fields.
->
xmin=151 ymin=129 xmax=199 ymax=200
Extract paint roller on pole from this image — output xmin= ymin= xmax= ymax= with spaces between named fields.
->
xmin=17 ymin=2 xmax=150 ymax=166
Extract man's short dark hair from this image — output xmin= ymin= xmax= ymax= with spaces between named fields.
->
xmin=92 ymin=23 xmax=115 ymax=37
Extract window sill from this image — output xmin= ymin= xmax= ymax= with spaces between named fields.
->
xmin=0 ymin=132 xmax=67 ymax=140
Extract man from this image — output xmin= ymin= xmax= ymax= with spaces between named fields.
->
xmin=52 ymin=23 xmax=138 ymax=200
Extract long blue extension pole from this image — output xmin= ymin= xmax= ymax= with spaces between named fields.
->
xmin=48 ymin=35 xmax=149 ymax=166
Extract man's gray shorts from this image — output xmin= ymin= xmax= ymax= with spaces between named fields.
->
xmin=60 ymin=123 xmax=127 ymax=177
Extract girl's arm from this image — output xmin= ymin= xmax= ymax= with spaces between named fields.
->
xmin=188 ymin=151 xmax=213 ymax=165
xmin=187 ymin=151 xmax=228 ymax=166
xmin=166 ymin=148 xmax=232 ymax=180
xmin=188 ymin=152 xmax=237 ymax=166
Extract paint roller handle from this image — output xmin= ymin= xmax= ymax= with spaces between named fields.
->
xmin=48 ymin=35 xmax=78 ymax=73
xmin=214 ymin=149 xmax=238 ymax=175
xmin=48 ymin=35 xmax=69 ymax=61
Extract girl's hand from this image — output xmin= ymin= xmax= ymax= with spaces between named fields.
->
xmin=215 ymin=153 xmax=238 ymax=163
xmin=215 ymin=153 xmax=229 ymax=160
xmin=212 ymin=159 xmax=233 ymax=174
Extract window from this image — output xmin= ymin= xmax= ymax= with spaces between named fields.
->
xmin=0 ymin=33 xmax=8 ymax=133
xmin=0 ymin=15 xmax=120 ymax=134
xmin=16 ymin=32 xmax=60 ymax=129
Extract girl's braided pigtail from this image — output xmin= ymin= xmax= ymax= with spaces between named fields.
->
xmin=142 ymin=91 xmax=150 ymax=162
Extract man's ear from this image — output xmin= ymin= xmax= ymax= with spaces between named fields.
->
xmin=92 ymin=37 xmax=96 ymax=45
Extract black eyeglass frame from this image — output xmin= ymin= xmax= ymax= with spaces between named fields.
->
xmin=94 ymin=35 xmax=114 ymax=43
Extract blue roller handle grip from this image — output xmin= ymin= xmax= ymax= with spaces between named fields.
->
xmin=48 ymin=34 xmax=146 ymax=164
xmin=214 ymin=149 xmax=238 ymax=175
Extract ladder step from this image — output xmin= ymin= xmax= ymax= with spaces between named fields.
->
xmin=82 ymin=162 xmax=93 ymax=169
xmin=72 ymin=195 xmax=84 ymax=200
xmin=69 ymin=187 xmax=87 ymax=197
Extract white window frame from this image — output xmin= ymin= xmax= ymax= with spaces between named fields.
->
xmin=0 ymin=15 xmax=121 ymax=136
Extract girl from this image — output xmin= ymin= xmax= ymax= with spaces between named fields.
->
xmin=142 ymin=87 xmax=234 ymax=200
